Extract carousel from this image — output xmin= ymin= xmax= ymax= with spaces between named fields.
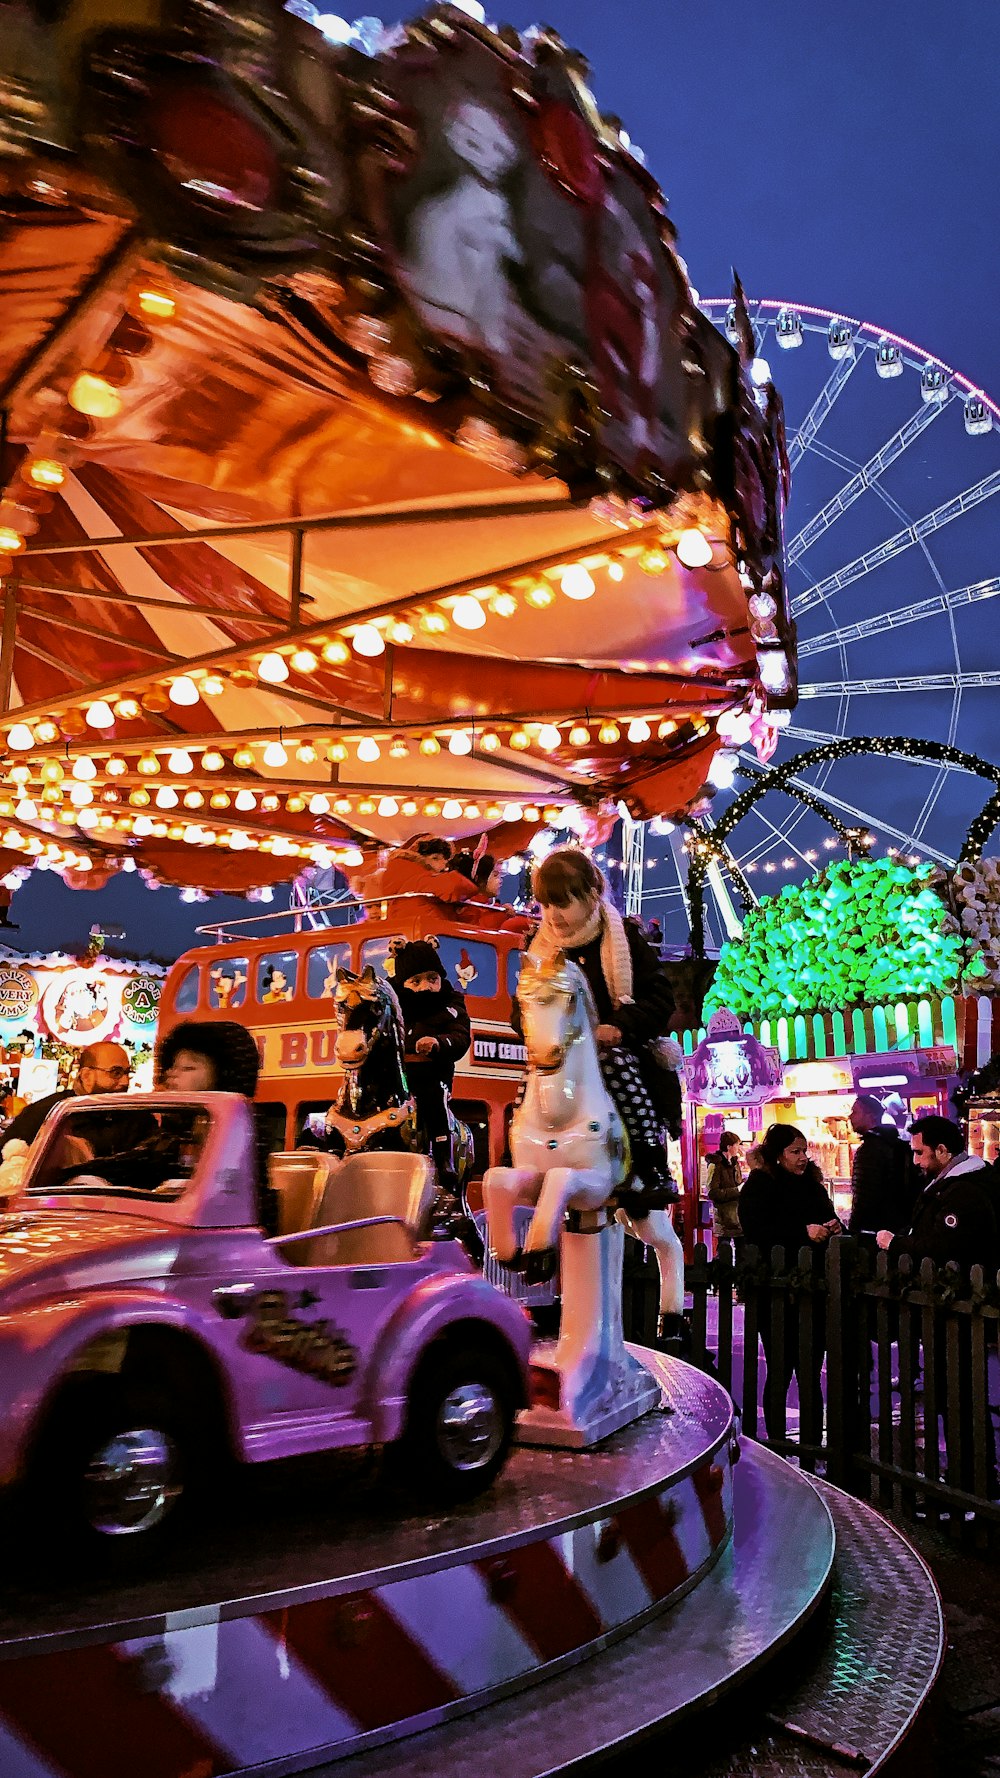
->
xmin=0 ymin=4 xmax=940 ymax=1775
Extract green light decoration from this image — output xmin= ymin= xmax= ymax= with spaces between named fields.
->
xmin=706 ymin=857 xmax=969 ymax=1017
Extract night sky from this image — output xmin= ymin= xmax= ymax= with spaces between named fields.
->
xmin=10 ymin=0 xmax=1000 ymax=958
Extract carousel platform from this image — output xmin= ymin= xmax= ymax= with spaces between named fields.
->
xmin=0 ymin=1355 xmax=941 ymax=1778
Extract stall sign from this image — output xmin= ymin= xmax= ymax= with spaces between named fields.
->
xmin=40 ymin=970 xmax=122 ymax=1047
xmin=121 ymin=974 xmax=161 ymax=1027
xmin=784 ymin=1061 xmax=853 ymax=1096
xmin=0 ymin=966 xmax=38 ymax=1023
xmin=472 ymin=1029 xmax=527 ymax=1068
xmin=684 ymin=1008 xmax=783 ymax=1108
xmin=851 ymin=1047 xmax=957 ymax=1090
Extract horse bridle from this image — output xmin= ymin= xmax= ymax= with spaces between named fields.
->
xmin=523 ymin=981 xmax=589 ymax=1073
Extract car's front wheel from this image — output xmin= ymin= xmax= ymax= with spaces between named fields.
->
xmin=30 ymin=1375 xmax=195 ymax=1563
xmin=395 ymin=1340 xmax=518 ymax=1503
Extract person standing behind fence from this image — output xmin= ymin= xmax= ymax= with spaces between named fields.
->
xmin=877 ymin=1114 xmax=998 ymax=1499
xmin=848 ymin=1095 xmax=917 ymax=1237
xmin=739 ymin=1125 xmax=842 ymax=1441
xmin=706 ymin=1131 xmax=744 ymax=1251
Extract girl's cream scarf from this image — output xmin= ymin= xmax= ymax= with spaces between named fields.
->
xmin=528 ymin=900 xmax=634 ymax=1009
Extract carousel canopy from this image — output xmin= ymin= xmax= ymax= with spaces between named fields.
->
xmin=0 ymin=0 xmax=794 ymax=895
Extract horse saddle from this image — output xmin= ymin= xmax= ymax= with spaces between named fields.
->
xmin=325 ymin=1099 xmax=414 ymax=1155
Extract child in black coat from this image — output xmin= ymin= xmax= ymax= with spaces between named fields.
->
xmin=392 ymin=940 xmax=471 ymax=1193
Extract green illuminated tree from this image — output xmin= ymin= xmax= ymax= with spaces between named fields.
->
xmin=706 ymin=858 xmax=966 ymax=1017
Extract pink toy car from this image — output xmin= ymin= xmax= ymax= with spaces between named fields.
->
xmin=0 ymin=1093 xmax=532 ymax=1557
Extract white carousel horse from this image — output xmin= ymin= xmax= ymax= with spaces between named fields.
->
xmin=482 ymin=953 xmax=683 ymax=1445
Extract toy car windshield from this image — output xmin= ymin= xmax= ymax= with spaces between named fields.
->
xmin=27 ymin=1104 xmax=210 ymax=1202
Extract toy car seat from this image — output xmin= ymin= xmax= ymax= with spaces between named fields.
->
xmin=296 ymin=1152 xmax=437 ymax=1265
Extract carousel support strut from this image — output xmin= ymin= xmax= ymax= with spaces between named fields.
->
xmin=0 ymin=229 xmax=140 ymax=408
xmin=0 ymin=581 xmax=18 ymax=713
xmin=382 ymin=644 xmax=395 ymax=723
xmin=288 ymin=527 xmax=304 ymax=627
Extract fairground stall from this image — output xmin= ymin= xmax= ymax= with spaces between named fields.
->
xmin=0 ymin=946 xmax=163 ymax=1105
xmin=680 ymin=991 xmax=992 ymax=1240
xmin=0 ymin=7 xmax=943 ymax=1778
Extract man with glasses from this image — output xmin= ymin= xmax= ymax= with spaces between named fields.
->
xmin=4 ymin=1042 xmax=133 ymax=1147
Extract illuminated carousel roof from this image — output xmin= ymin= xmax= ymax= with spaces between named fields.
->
xmin=0 ymin=1 xmax=794 ymax=894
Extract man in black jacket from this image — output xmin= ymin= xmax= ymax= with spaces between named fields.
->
xmin=5 ymin=1041 xmax=133 ymax=1148
xmin=876 ymin=1114 xmax=996 ymax=1275
xmin=849 ymin=1095 xmax=916 ymax=1237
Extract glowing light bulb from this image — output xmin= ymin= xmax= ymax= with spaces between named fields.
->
xmin=68 ymin=373 xmax=121 ymax=419
xmin=357 ymin=737 xmax=381 ymax=763
xmin=509 ymin=728 xmax=530 ymax=750
xmin=76 ymin=806 xmax=99 ymax=829
xmin=137 ymin=752 xmax=160 ymax=775
xmin=452 ymin=595 xmax=486 ymax=631
xmin=137 ymin=288 xmax=176 ymax=320
xmin=132 ymin=815 xmax=154 ymax=837
xmin=480 ymin=730 xmax=501 ymax=752
xmin=378 ymin=796 xmax=399 ymax=817
xmin=569 ymin=724 xmax=591 ymax=746
xmin=263 ymin=741 xmax=288 ymax=768
xmin=420 ymin=610 xmax=448 ymax=635
xmin=309 ymin=794 xmax=331 ymax=815
xmin=14 ymin=799 xmax=36 ymax=821
xmin=638 ymin=546 xmax=668 ymax=575
xmin=560 ymin=565 xmax=595 ymax=600
xmin=232 ymin=746 xmax=255 ymax=770
xmin=6 ymin=724 xmax=34 ymax=751
xmin=321 ymin=639 xmax=350 ymax=665
xmin=327 ymin=740 xmax=348 ymax=764
xmin=402 ymin=799 xmax=418 ymax=817
xmin=675 ymin=527 xmax=714 ymax=568
xmin=290 ymin=649 xmax=319 ymax=676
xmin=156 ymin=786 xmax=179 ymax=809
xmin=333 ymin=797 xmax=352 ymax=814
xmin=537 ymin=724 xmax=561 ymax=751
xmin=389 ymin=734 xmax=409 ymax=759
xmin=34 ymin=720 xmax=58 ymax=745
xmin=607 ymin=561 xmax=625 ymax=582
xmin=201 ymin=675 xmax=225 ymax=699
xmin=200 ymin=750 xmax=224 ymax=773
xmin=419 ymin=735 xmax=441 ymax=756
xmin=235 ymin=790 xmax=257 ymax=812
xmin=257 ymin=652 xmax=289 ymax=684
xmin=25 ymin=458 xmax=65 ymax=490
xmin=598 ymin=721 xmax=621 ymax=744
xmin=168 ymin=676 xmax=199 ymax=707
xmin=388 ymin=620 xmax=414 ymax=645
xmin=441 ymin=799 xmax=463 ymax=820
xmin=523 ymin=805 xmax=541 ymax=822
xmin=351 ymin=624 xmax=385 ymax=658
xmin=627 ymin=718 xmax=651 ymax=743
xmin=41 ymin=760 xmax=64 ymax=784
xmin=69 ymin=784 xmax=93 ymax=807
xmin=525 ymin=580 xmax=554 ymax=609
xmin=658 ymin=718 xmax=678 ymax=738
xmin=114 ymin=698 xmax=140 ymax=720
xmin=449 ymin=730 xmax=473 ymax=756
xmin=502 ymin=802 xmax=523 ymax=823
xmin=83 ymin=702 xmax=114 ymax=730
xmin=489 ymin=591 xmax=517 ymax=618
xmin=210 ymin=792 xmax=231 ymax=810
xmin=286 ymin=794 xmax=305 ymax=813
xmin=72 ymin=756 xmax=96 ymax=781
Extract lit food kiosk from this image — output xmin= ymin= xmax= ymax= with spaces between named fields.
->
xmin=680 ymin=1008 xmax=783 ymax=1255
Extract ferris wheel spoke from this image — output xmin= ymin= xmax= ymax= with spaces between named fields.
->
xmin=799 ymin=670 xmax=1000 ymax=696
xmin=784 ymin=721 xmax=851 ymax=746
xmin=762 ymin=771 xmax=955 ymax=866
xmin=786 ymin=400 xmax=953 ymax=566
xmin=787 ymin=350 xmax=860 ymax=471
xmin=797 ymin=577 xmax=1000 ymax=659
xmin=791 ymin=465 xmax=1000 ymax=618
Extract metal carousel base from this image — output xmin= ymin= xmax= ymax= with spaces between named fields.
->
xmin=0 ymin=1355 xmax=942 ymax=1778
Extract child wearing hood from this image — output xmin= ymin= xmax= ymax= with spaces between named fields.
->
xmin=393 ymin=940 xmax=471 ymax=1195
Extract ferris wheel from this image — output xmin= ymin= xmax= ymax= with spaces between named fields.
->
xmin=639 ymin=298 xmax=1000 ymax=948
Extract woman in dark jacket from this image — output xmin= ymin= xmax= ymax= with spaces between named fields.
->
xmin=511 ymin=848 xmax=676 ymax=1207
xmin=738 ymin=1124 xmax=841 ymax=1440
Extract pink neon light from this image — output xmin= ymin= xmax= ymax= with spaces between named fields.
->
xmin=702 ymin=297 xmax=999 ymax=420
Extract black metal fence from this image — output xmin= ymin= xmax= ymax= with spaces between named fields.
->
xmin=641 ymin=1236 xmax=1000 ymax=1528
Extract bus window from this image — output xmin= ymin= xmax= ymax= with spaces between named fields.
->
xmin=174 ymin=963 xmax=200 ymax=1013
xmin=256 ymin=950 xmax=298 ymax=1005
xmin=208 ymin=958 xmax=248 ymax=1011
xmin=507 ymin=948 xmax=523 ymax=1000
xmin=295 ymin=1101 xmax=333 ymax=1145
xmin=453 ymin=1098 xmax=491 ymax=1175
xmin=360 ymin=935 xmax=397 ymax=982
xmin=435 ymin=936 xmax=498 ymax=999
xmin=307 ymin=940 xmax=351 ymax=1000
